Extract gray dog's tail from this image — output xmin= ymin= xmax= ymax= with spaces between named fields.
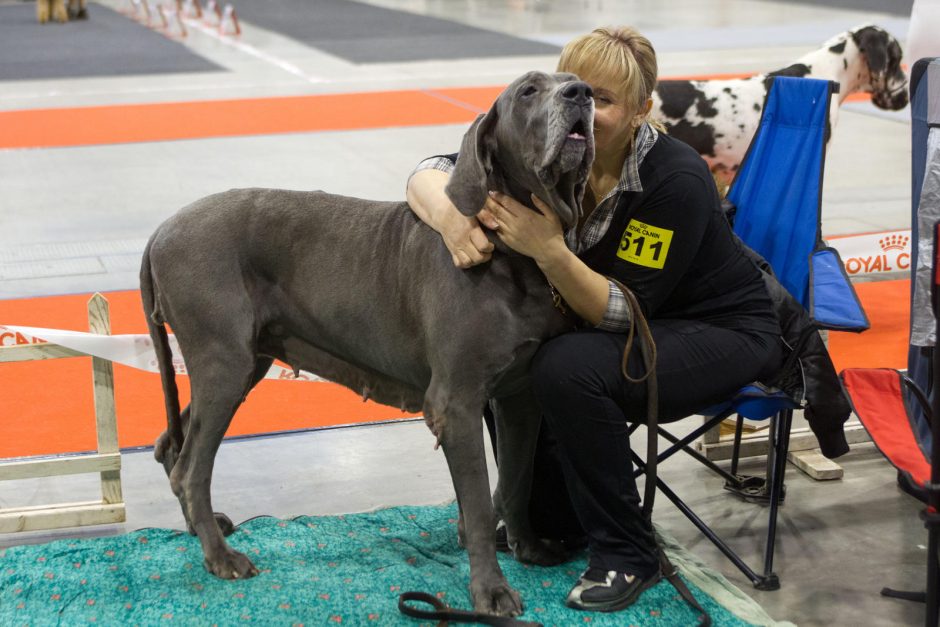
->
xmin=140 ymin=238 xmax=184 ymax=457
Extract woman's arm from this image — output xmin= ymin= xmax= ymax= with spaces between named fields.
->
xmin=406 ymin=167 xmax=497 ymax=269
xmin=537 ymin=246 xmax=612 ymax=326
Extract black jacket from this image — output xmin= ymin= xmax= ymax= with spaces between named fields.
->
xmin=742 ymin=241 xmax=851 ymax=459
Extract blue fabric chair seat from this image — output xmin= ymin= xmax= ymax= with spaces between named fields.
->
xmin=702 ymin=385 xmax=800 ymax=421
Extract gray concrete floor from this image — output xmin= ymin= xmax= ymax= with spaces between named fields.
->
xmin=0 ymin=1 xmax=930 ymax=625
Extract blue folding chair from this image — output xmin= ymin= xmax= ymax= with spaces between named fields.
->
xmin=634 ymin=76 xmax=869 ymax=590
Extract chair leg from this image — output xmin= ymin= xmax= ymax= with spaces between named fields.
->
xmin=731 ymin=414 xmax=745 ymax=476
xmin=651 ymin=470 xmax=780 ymax=589
xmin=927 ymin=522 xmax=939 ymax=627
xmin=656 ymin=426 xmax=740 ymax=484
xmin=878 ymin=515 xmax=939 ymax=625
xmin=632 ymin=450 xmax=781 ymax=590
xmin=760 ymin=409 xmax=792 ymax=587
xmin=633 ymin=409 xmax=793 ymax=590
xmin=632 ymin=412 xmax=732 ymax=481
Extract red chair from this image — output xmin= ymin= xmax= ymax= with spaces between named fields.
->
xmin=839 ymin=220 xmax=940 ymax=627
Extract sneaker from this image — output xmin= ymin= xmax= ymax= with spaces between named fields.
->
xmin=565 ymin=566 xmax=662 ymax=612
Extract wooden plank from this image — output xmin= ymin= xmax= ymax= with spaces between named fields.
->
xmin=0 ymin=502 xmax=125 ymax=533
xmin=88 ymin=293 xmax=124 ymax=506
xmin=0 ymin=453 xmax=121 ymax=481
xmin=698 ymin=422 xmax=871 ymax=462
xmin=702 ymin=418 xmax=720 ymax=444
xmin=788 ymin=448 xmax=844 ymax=480
xmin=1 ymin=499 xmax=101 ymax=515
xmin=100 ymin=470 xmax=123 ymax=505
xmin=89 ymin=294 xmax=118 ymax=454
xmin=0 ymin=343 xmax=85 ymax=362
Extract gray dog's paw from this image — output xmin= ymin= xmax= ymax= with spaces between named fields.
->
xmin=204 ymin=548 xmax=259 ymax=580
xmin=470 ymin=579 xmax=523 ymax=617
xmin=510 ymin=535 xmax=568 ymax=566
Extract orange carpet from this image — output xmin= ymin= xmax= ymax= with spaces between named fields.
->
xmin=0 ymin=76 xmax=875 ymax=150
xmin=0 ymin=291 xmax=419 ymax=458
xmin=1 ymin=279 xmax=908 ymax=458
xmin=0 ymin=87 xmax=501 ymax=150
xmin=828 ymin=279 xmax=910 ymax=373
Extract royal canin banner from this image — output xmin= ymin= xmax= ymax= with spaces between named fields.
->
xmin=827 ymin=229 xmax=911 ymax=278
xmin=0 ymin=325 xmax=324 ymax=382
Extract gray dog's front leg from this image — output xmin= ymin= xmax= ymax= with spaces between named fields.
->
xmin=491 ymin=389 xmax=567 ymax=566
xmin=428 ymin=385 xmax=523 ymax=617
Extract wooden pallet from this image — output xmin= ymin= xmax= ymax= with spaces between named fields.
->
xmin=0 ymin=293 xmax=125 ymax=533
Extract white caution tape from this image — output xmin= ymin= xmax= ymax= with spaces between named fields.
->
xmin=0 ymin=325 xmax=325 ymax=382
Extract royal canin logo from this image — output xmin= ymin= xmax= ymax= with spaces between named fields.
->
xmin=879 ymin=234 xmax=909 ymax=252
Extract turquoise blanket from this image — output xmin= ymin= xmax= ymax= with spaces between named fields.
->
xmin=0 ymin=503 xmax=789 ymax=626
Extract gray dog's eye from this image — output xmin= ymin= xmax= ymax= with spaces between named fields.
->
xmin=520 ymin=85 xmax=538 ymax=98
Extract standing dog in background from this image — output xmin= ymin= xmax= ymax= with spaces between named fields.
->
xmin=652 ymin=24 xmax=908 ymax=180
xmin=37 ymin=0 xmax=87 ymax=23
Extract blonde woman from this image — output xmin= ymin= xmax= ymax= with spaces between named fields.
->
xmin=407 ymin=27 xmax=784 ymax=612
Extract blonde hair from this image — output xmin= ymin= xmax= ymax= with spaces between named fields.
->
xmin=557 ymin=26 xmax=664 ymax=131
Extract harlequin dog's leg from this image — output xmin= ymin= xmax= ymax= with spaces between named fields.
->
xmin=51 ymin=0 xmax=68 ymax=22
xmin=37 ymin=0 xmax=51 ymax=24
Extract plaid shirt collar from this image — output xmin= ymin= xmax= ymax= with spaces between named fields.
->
xmin=566 ymin=121 xmax=658 ymax=253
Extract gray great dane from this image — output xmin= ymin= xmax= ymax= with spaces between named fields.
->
xmin=140 ymin=70 xmax=594 ymax=617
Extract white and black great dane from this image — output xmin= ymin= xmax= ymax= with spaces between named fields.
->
xmin=652 ymin=24 xmax=908 ymax=179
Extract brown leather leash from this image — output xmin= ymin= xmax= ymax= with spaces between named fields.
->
xmin=611 ymin=278 xmax=711 ymax=626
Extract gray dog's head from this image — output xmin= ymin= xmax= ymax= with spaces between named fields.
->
xmin=850 ymin=24 xmax=909 ymax=111
xmin=445 ymin=70 xmax=595 ymax=231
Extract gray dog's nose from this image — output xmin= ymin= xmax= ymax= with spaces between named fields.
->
xmin=561 ymin=81 xmax=593 ymax=104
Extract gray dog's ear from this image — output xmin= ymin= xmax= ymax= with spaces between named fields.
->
xmin=446 ymin=109 xmax=498 ymax=216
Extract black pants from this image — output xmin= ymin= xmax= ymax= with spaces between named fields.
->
xmin=523 ymin=320 xmax=783 ymax=577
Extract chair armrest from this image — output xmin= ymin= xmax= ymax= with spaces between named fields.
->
xmin=809 ymin=247 xmax=870 ymax=331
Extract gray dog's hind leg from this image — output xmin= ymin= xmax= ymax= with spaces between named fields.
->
xmin=157 ymin=357 xmax=272 ymax=539
xmin=490 ymin=390 xmax=567 ymax=566
xmin=170 ymin=348 xmax=264 ymax=580
xmin=427 ymin=383 xmax=523 ymax=617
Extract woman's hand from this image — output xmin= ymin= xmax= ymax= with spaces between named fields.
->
xmin=486 ymin=191 xmax=568 ymax=267
xmin=406 ymin=168 xmax=495 ymax=268
xmin=487 ymin=191 xmax=611 ymax=325
xmin=439 ymin=209 xmax=496 ymax=268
